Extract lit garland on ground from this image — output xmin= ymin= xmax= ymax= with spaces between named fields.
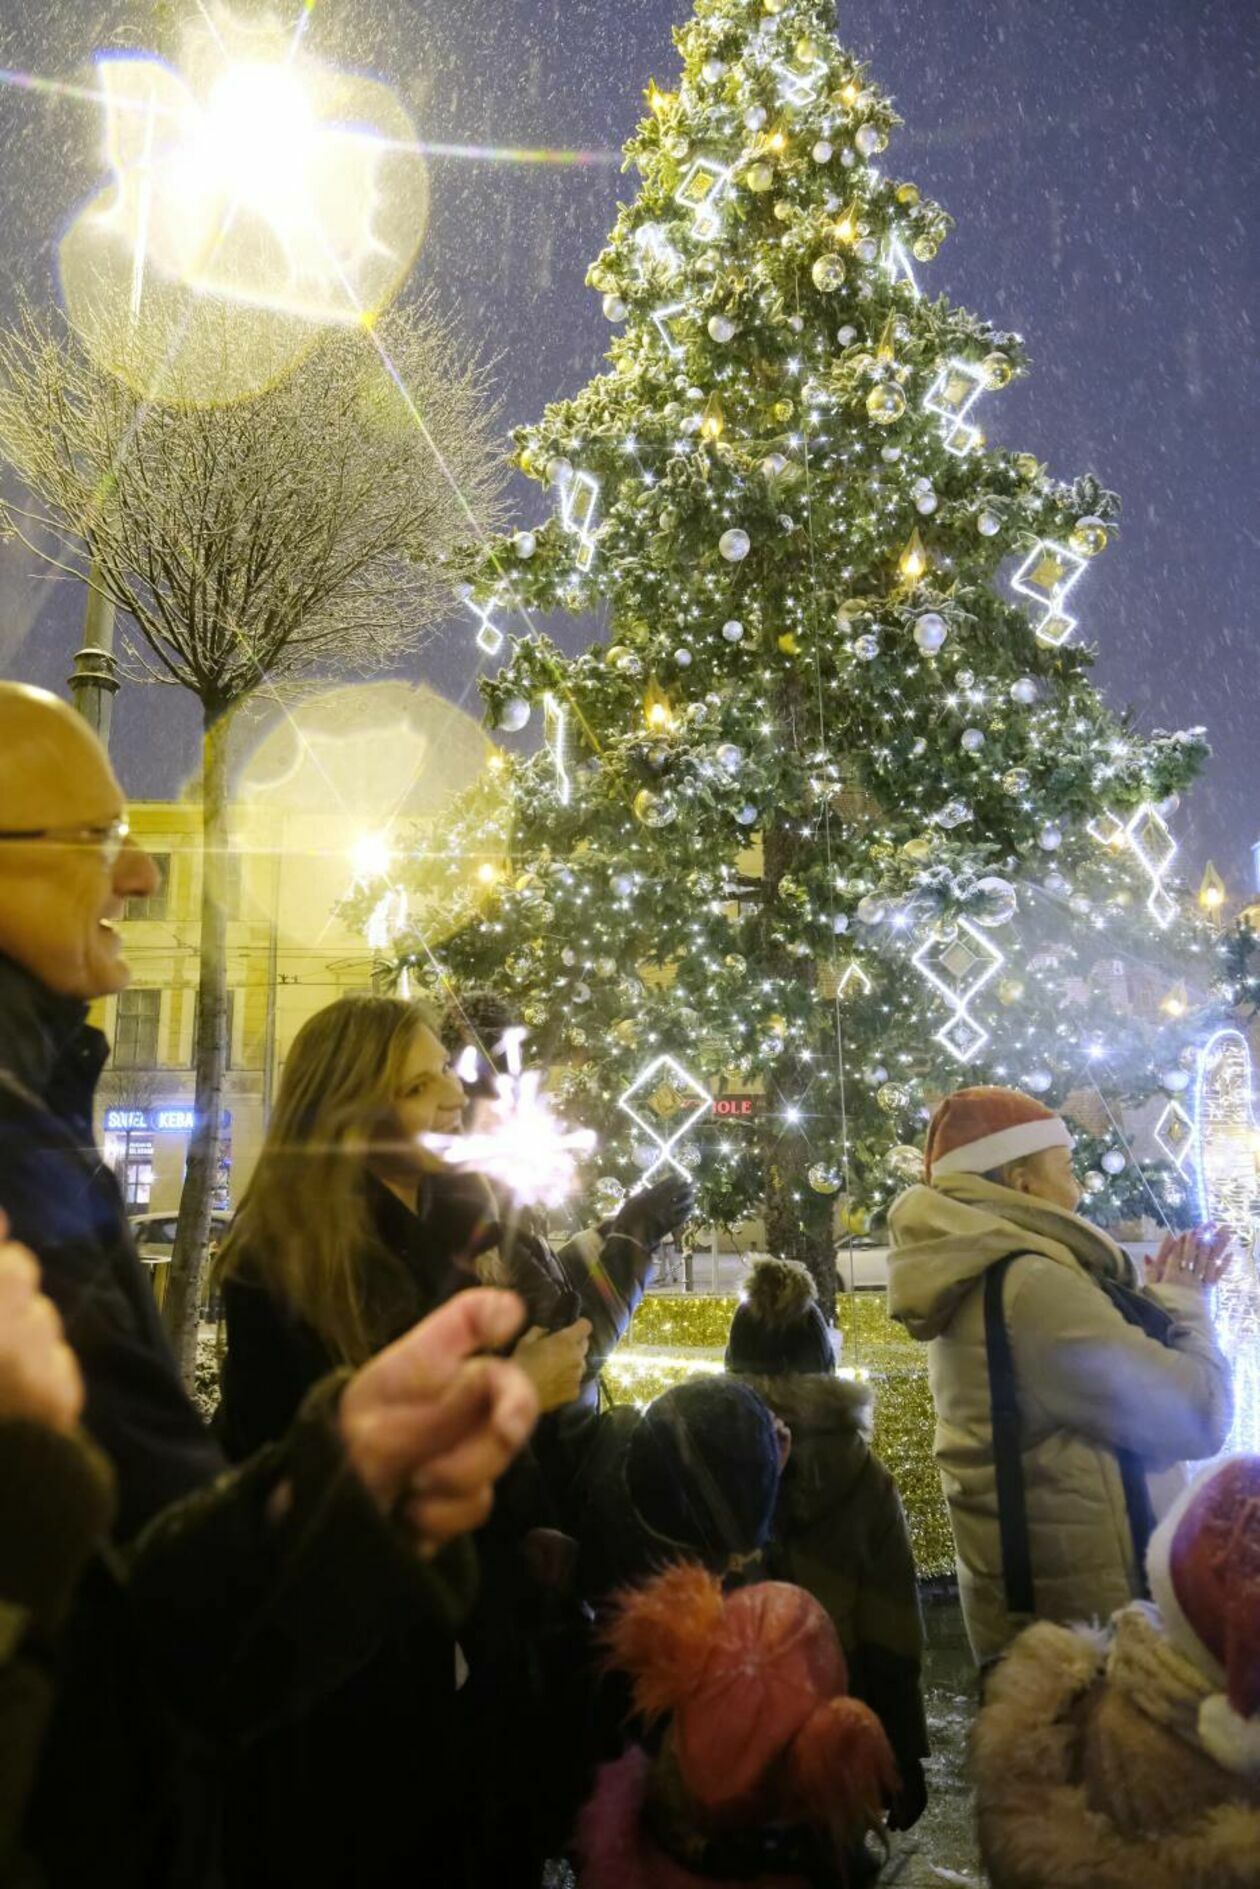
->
xmin=376 ymin=0 xmax=1214 ymax=1279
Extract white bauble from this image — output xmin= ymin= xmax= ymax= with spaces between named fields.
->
xmin=719 ymin=528 xmax=751 ymax=562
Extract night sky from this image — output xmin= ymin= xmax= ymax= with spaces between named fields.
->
xmin=1 ymin=0 xmax=1255 ymax=886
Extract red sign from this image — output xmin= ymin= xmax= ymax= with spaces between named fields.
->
xmin=712 ymin=1095 xmax=761 ymax=1118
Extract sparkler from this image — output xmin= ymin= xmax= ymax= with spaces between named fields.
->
xmin=423 ymin=1028 xmax=596 ymax=1209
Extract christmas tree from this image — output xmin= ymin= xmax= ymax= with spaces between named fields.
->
xmin=382 ymin=0 xmax=1213 ymax=1299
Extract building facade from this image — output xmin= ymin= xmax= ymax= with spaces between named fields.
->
xmin=94 ymin=797 xmax=380 ymax=1213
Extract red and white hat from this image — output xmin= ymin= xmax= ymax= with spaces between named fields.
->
xmin=924 ymin=1085 xmax=1072 ymax=1182
xmin=1146 ymin=1454 xmax=1260 ymax=1775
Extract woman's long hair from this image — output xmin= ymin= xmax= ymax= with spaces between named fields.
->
xmin=215 ymin=994 xmax=440 ymax=1365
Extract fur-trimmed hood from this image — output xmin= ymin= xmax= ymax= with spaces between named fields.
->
xmin=732 ymin=1374 xmax=873 ymax=1529
xmin=974 ymin=1613 xmax=1260 ymax=1889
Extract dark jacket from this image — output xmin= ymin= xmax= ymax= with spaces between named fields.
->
xmin=218 ymin=1174 xmax=606 ymax=1887
xmin=738 ymin=1373 xmax=930 ymax=1783
xmin=0 ymin=955 xmax=474 ymax=1888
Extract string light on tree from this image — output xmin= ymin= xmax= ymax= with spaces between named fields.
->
xmin=618 ymin=1054 xmax=713 ymax=1183
xmin=1011 ymin=539 xmax=1089 ymax=649
xmin=911 ymin=918 xmax=1004 ymax=1063
xmin=558 ymin=468 xmax=600 ymax=571
xmin=1194 ymin=1028 xmax=1260 ymax=1453
xmin=542 ymin=690 xmax=571 ymax=804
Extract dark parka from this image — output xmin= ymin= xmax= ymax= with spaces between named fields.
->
xmin=0 ymin=956 xmax=474 ymax=1889
xmin=738 ymin=1373 xmax=930 ymax=1786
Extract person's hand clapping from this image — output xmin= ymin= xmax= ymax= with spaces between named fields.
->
xmin=1145 ymin=1224 xmax=1234 ymax=1294
xmin=339 ymin=1288 xmax=538 ymax=1551
xmin=0 ymin=1210 xmax=84 ymax=1434
xmin=513 ymin=1318 xmax=592 ymax=1414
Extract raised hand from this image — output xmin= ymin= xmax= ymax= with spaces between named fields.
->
xmin=513 ymin=1318 xmax=592 ymax=1413
xmin=1146 ymin=1224 xmax=1234 ymax=1293
xmin=339 ymin=1288 xmax=538 ymax=1550
xmin=0 ymin=1209 xmax=84 ymax=1434
xmin=614 ymin=1174 xmax=698 ymax=1248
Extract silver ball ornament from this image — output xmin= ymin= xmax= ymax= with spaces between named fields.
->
xmin=1038 ymin=822 xmax=1063 ymax=852
xmin=707 ymin=314 xmax=737 ymax=343
xmin=913 ymin=612 xmax=948 ymax=654
xmin=1101 ymin=1150 xmax=1127 ymax=1176
xmin=1010 ymin=677 xmax=1038 ymax=706
xmin=719 ymin=528 xmax=751 ymax=562
xmin=512 ymin=528 xmax=537 ymax=559
xmin=961 ymin=727 xmax=986 ymax=753
xmin=497 ymin=696 xmax=531 ymax=733
xmin=722 ymin=618 xmax=745 ymax=643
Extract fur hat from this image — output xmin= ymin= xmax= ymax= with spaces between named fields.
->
xmin=605 ymin=1564 xmax=897 ymax=1847
xmin=725 ymin=1257 xmax=835 ymax=1378
xmin=924 ymin=1084 xmax=1071 ymax=1182
xmin=1146 ymin=1454 xmax=1260 ymax=1775
xmin=624 ymin=1377 xmax=782 ymax=1565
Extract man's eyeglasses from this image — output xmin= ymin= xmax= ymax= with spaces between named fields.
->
xmin=0 ymin=817 xmax=131 ymax=868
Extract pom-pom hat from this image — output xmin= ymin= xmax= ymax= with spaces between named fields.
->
xmin=924 ymin=1085 xmax=1072 ymax=1182
xmin=1146 ymin=1454 xmax=1260 ymax=1775
xmin=726 ymin=1256 xmax=835 ymax=1377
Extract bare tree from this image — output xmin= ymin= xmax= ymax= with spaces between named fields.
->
xmin=0 ymin=299 xmax=504 ymax=1381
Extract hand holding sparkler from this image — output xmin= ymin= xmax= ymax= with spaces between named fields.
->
xmin=423 ymin=1029 xmax=596 ymax=1213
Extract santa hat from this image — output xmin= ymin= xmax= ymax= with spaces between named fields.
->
xmin=924 ymin=1085 xmax=1072 ymax=1182
xmin=1146 ymin=1454 xmax=1260 ymax=1776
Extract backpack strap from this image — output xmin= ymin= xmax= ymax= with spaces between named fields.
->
xmin=984 ymin=1254 xmax=1157 ymax=1618
xmin=983 ymin=1255 xmax=1035 ymax=1619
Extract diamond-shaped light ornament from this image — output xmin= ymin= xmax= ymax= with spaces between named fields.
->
xmin=462 ymin=585 xmax=505 ymax=657
xmin=1012 ymin=540 xmax=1087 ymax=649
xmin=618 ymin=1054 xmax=712 ymax=1183
xmin=773 ymin=55 xmax=825 ymax=107
xmin=912 ymin=918 xmax=1004 ymax=1065
xmin=1125 ymin=803 xmax=1177 ymax=928
xmin=542 ymin=690 xmax=571 ymax=806
xmin=674 ymin=158 xmax=731 ymax=237
xmin=1155 ymin=1099 xmax=1196 ymax=1175
xmin=883 ymin=236 xmax=920 ymax=298
xmin=924 ymin=359 xmax=987 ymax=455
xmin=558 ymin=469 xmax=600 ymax=571
xmin=634 ymin=222 xmax=683 ymax=278
xmin=1087 ymin=810 xmax=1127 ymax=850
xmin=650 ymin=302 xmax=690 ymax=359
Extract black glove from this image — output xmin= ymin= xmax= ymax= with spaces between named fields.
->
xmin=612 ymin=1174 xmax=696 ymax=1249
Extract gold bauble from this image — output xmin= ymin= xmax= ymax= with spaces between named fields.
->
xmin=1069 ymin=516 xmax=1109 ymax=557
xmin=895 ymin=181 xmax=921 ymax=206
xmin=982 ymin=351 xmax=1014 ymax=390
xmin=866 ymin=383 xmax=907 ymax=425
xmin=1015 ymin=453 xmax=1041 ymax=482
xmin=911 ymin=234 xmax=939 ymax=262
xmin=901 ymin=836 xmax=933 ymax=863
xmin=762 ymin=0 xmax=785 ymax=13
xmin=772 ymin=397 xmax=795 ymax=422
xmin=611 ymin=1019 xmax=638 ymax=1046
xmin=746 ymin=161 xmax=775 ymax=193
xmin=794 ymin=35 xmax=818 ymax=62
xmin=997 ymin=977 xmax=1025 ymax=1006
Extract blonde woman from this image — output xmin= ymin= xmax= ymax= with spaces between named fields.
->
xmin=215 ymin=993 xmax=591 ymax=1460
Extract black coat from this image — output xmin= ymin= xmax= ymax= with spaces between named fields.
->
xmin=0 ymin=957 xmax=474 ymax=1889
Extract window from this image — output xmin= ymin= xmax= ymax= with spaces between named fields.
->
xmin=114 ymin=988 xmax=160 ymax=1068
xmin=125 ymin=853 xmax=170 ymax=921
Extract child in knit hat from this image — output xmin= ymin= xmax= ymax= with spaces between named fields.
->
xmin=725 ymin=1259 xmax=929 ymax=1831
xmin=573 ymin=1562 xmax=899 ymax=1888
xmin=886 ymin=1084 xmax=1235 ymax=1664
xmin=973 ymin=1453 xmax=1260 ymax=1889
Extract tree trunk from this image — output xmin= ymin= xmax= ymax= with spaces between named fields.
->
xmin=758 ymin=669 xmax=838 ymax=1319
xmin=163 ymin=703 xmax=233 ymax=1385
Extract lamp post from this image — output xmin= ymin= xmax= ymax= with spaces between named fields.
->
xmin=68 ymin=566 xmax=119 ymax=748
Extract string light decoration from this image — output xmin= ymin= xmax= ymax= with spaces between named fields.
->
xmin=1086 ymin=802 xmax=1179 ymax=928
xmin=462 ymin=585 xmax=505 ymax=657
xmin=924 ymin=359 xmax=987 ymax=455
xmin=1194 ymin=1029 xmax=1260 ymax=1453
xmin=618 ymin=1054 xmax=712 ymax=1183
xmin=558 ymin=468 xmax=600 ymax=570
xmin=1155 ymin=1098 xmax=1196 ymax=1176
xmin=377 ymin=0 xmax=1212 ymax=1263
xmin=912 ymin=919 xmax=1004 ymax=1062
xmin=542 ymin=690 xmax=571 ymax=804
xmin=422 ymin=1026 xmax=596 ymax=1209
xmin=1011 ymin=540 xmax=1088 ymax=649
xmin=674 ymin=157 xmax=732 ymax=236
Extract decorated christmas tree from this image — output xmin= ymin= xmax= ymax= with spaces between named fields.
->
xmin=380 ymin=0 xmax=1214 ymax=1299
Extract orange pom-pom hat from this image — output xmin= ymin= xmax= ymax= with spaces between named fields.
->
xmin=924 ymin=1084 xmax=1071 ymax=1182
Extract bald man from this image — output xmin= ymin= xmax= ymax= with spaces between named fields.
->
xmin=0 ymin=686 xmax=538 ymax=1886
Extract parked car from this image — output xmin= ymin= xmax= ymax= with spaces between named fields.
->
xmin=128 ymin=1210 xmax=233 ymax=1311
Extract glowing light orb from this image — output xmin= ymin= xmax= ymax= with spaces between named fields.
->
xmin=59 ymin=12 xmax=430 ymax=404
xmin=424 ymin=1029 xmax=596 ymax=1209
